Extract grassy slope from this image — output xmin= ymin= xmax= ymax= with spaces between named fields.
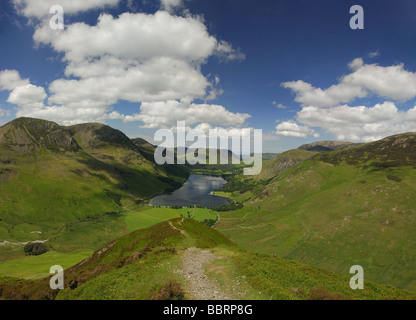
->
xmin=254 ymin=149 xmax=318 ymax=181
xmin=1 ymin=219 xmax=414 ymax=300
xmin=0 ymin=119 xmax=183 ymax=242
xmin=216 ymin=133 xmax=416 ymax=290
xmin=0 ymin=118 xmax=189 ymax=276
xmin=0 ymin=206 xmax=218 ymax=279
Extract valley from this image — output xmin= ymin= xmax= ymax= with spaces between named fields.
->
xmin=1 ymin=117 xmax=416 ymax=300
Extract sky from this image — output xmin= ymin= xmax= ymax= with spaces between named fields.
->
xmin=1 ymin=0 xmax=416 ymax=153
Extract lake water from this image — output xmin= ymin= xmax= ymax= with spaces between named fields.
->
xmin=150 ymin=174 xmax=229 ymax=208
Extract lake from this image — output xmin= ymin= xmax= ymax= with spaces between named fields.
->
xmin=150 ymin=174 xmax=229 ymax=208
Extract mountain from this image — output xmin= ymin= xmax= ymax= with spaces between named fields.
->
xmin=0 ymin=117 xmax=80 ymax=155
xmin=216 ymin=132 xmax=416 ymax=291
xmin=262 ymin=153 xmax=280 ymax=161
xmin=298 ymin=140 xmax=361 ymax=152
xmin=0 ymin=118 xmax=188 ymax=246
xmin=131 ymin=137 xmax=154 ymax=150
xmin=66 ymin=123 xmax=147 ymax=167
xmin=1 ymin=218 xmax=414 ymax=300
xmin=132 ymin=140 xmax=245 ymax=176
xmin=255 ymin=149 xmax=318 ymax=181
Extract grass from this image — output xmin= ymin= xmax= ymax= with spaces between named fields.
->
xmin=0 ymin=119 xmax=189 ymax=244
xmin=216 ymin=152 xmax=416 ymax=291
xmin=0 ymin=118 xmax=190 ymax=281
xmin=0 ymin=249 xmax=92 ymax=280
xmin=56 ymin=252 xmax=184 ymax=300
xmin=0 ymin=206 xmax=218 ymax=280
xmin=125 ymin=207 xmax=218 ymax=232
xmin=228 ymin=249 xmax=416 ymax=300
xmin=2 ymin=219 xmax=414 ymax=300
xmin=205 ymin=246 xmax=416 ymax=300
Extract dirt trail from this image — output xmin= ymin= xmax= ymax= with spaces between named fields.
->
xmin=177 ymin=247 xmax=232 ymax=300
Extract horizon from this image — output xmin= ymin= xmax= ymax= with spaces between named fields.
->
xmin=1 ymin=0 xmax=416 ymax=153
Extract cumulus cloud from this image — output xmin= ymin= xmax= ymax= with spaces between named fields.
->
xmin=283 ymin=58 xmax=416 ymax=108
xmin=8 ymin=84 xmax=47 ymax=110
xmin=2 ymin=10 xmax=248 ymax=127
xmin=282 ymin=80 xmax=367 ymax=108
xmin=48 ymin=56 xmax=210 ymax=106
xmin=296 ymin=102 xmax=416 ymax=142
xmin=1 ymin=77 xmax=82 ymax=124
xmin=34 ymin=12 xmax=218 ymax=63
xmin=275 ymin=120 xmax=319 ymax=138
xmin=12 ymin=0 xmax=121 ymax=18
xmin=279 ymin=58 xmax=416 ymax=142
xmin=0 ymin=70 xmax=30 ymax=91
xmin=111 ymin=100 xmax=251 ymax=129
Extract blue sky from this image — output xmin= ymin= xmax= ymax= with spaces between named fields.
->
xmin=1 ymin=0 xmax=416 ymax=152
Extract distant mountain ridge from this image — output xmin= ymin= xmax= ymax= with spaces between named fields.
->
xmin=298 ymin=140 xmax=361 ymax=152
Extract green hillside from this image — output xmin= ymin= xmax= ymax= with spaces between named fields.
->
xmin=216 ymin=133 xmax=416 ymax=291
xmin=0 ymin=118 xmax=189 ymax=269
xmin=254 ymin=149 xmax=318 ymax=181
xmin=0 ymin=118 xmax=186 ymax=236
xmin=1 ymin=219 xmax=414 ymax=300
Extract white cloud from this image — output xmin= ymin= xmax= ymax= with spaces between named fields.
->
xmin=0 ymin=70 xmax=30 ymax=91
xmin=2 ymin=10 xmax=247 ymax=127
xmin=296 ymin=102 xmax=416 ymax=142
xmin=280 ymin=58 xmax=416 ymax=142
xmin=282 ymin=80 xmax=366 ymax=108
xmin=348 ymin=57 xmax=364 ymax=71
xmin=34 ymin=12 xmax=218 ymax=63
xmin=342 ymin=63 xmax=416 ymax=102
xmin=7 ymin=84 xmax=47 ymax=110
xmin=369 ymin=50 xmax=380 ymax=58
xmin=13 ymin=0 xmax=121 ymax=18
xmin=215 ymin=40 xmax=246 ymax=62
xmin=275 ymin=120 xmax=319 ymax=138
xmin=283 ymin=59 xmax=416 ymax=107
xmin=160 ymin=0 xmax=184 ymax=13
xmin=48 ymin=56 xmax=210 ymax=106
xmin=119 ymin=100 xmax=251 ymax=129
xmin=272 ymin=101 xmax=287 ymax=109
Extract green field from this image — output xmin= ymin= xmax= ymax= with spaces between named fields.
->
xmin=0 ymin=249 xmax=92 ymax=280
xmin=125 ymin=207 xmax=218 ymax=231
